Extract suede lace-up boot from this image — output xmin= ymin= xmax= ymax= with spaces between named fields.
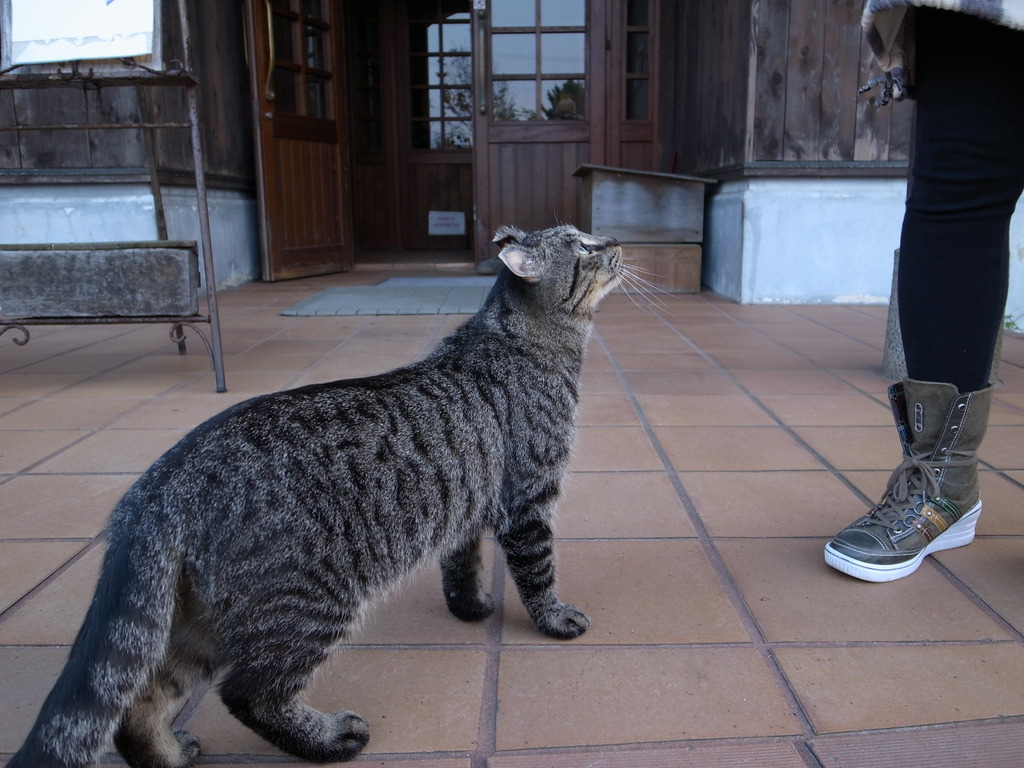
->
xmin=824 ymin=379 xmax=992 ymax=582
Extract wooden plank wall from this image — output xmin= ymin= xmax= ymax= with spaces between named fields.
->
xmin=153 ymin=0 xmax=255 ymax=186
xmin=0 ymin=86 xmax=145 ymax=175
xmin=667 ymin=0 xmax=752 ymax=176
xmin=668 ymin=0 xmax=912 ymax=177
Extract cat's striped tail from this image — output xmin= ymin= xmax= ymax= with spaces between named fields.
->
xmin=6 ymin=509 xmax=182 ymax=768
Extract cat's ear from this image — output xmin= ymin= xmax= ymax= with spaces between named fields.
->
xmin=493 ymin=226 xmax=543 ymax=281
xmin=492 ymin=225 xmax=527 ymax=248
xmin=498 ymin=245 xmax=543 ymax=281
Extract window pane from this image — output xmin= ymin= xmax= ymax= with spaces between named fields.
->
xmin=626 ymin=32 xmax=648 ymax=74
xmin=492 ymin=0 xmax=534 ymax=28
xmin=409 ymin=56 xmax=429 ymax=87
xmin=626 ymin=79 xmax=648 ymax=120
xmin=627 ymin=0 xmax=649 ymax=26
xmin=542 ymin=79 xmax=585 ymax=119
xmin=305 ymin=25 xmax=325 ymax=68
xmin=272 ymin=15 xmax=295 ymax=63
xmin=493 ymin=33 xmax=536 ymax=75
xmin=443 ymin=22 xmax=471 ymax=52
xmin=358 ymin=89 xmax=381 ymax=120
xmin=541 ymin=33 xmax=584 ymax=74
xmin=541 ymin=0 xmax=585 ymax=27
xmin=307 ymin=75 xmax=328 ymax=118
xmin=356 ymin=55 xmax=380 ymax=88
xmin=447 ymin=120 xmax=473 ymax=148
xmin=427 ymin=121 xmax=443 ymax=148
xmin=410 ymin=88 xmax=431 ymax=119
xmin=428 ymin=55 xmax=445 ymax=86
xmin=411 ymin=121 xmax=433 ymax=149
xmin=359 ymin=120 xmax=382 ymax=151
xmin=273 ymin=68 xmax=298 ymax=112
xmin=354 ymin=23 xmax=378 ymax=55
xmin=493 ymin=80 xmax=537 ymax=120
xmin=412 ymin=87 xmax=472 ymax=120
xmin=444 ymin=87 xmax=473 ymax=117
xmin=303 ymin=0 xmax=324 ymax=20
xmin=442 ymin=54 xmax=472 ymax=85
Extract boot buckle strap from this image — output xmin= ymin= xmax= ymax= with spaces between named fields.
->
xmin=910 ymin=517 xmax=935 ymax=542
xmin=918 ymin=502 xmax=952 ymax=535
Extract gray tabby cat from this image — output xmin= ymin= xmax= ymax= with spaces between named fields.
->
xmin=7 ymin=223 xmax=622 ymax=768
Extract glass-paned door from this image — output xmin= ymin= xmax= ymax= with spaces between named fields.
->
xmin=471 ymin=0 xmax=599 ymax=257
xmin=347 ymin=0 xmax=474 ymax=252
xmin=472 ymin=0 xmax=658 ymax=257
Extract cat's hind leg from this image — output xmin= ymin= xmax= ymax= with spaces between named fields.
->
xmin=218 ymin=631 xmax=368 ymax=762
xmin=441 ymin=535 xmax=494 ymax=621
xmin=114 ymin=589 xmax=220 ymax=768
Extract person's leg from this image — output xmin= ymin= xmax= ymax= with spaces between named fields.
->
xmin=825 ymin=8 xmax=1024 ymax=582
xmin=898 ymin=8 xmax=1024 ymax=392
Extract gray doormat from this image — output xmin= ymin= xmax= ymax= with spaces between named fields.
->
xmin=281 ymin=276 xmax=496 ymax=316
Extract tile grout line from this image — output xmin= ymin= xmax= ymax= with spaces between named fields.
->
xmin=612 ymin=294 xmax=888 ymax=509
xmin=590 ymin=321 xmax=819 ymax=740
xmin=0 ymin=539 xmax=103 ymax=625
xmin=469 ymin=545 xmax=508 ymax=768
xmin=684 ymin=298 xmax=891 ymax=508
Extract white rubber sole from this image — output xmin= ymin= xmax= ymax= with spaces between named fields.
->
xmin=824 ymin=501 xmax=981 ymax=583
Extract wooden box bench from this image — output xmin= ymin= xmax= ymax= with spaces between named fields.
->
xmin=574 ymin=164 xmax=714 ymax=293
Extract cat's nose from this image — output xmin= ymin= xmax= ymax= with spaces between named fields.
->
xmin=604 ymin=237 xmax=619 ymax=247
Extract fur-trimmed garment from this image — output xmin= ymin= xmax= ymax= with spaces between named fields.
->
xmin=862 ymin=0 xmax=1024 ymax=101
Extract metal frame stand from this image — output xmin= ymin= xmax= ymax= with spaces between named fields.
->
xmin=0 ymin=0 xmax=226 ymax=391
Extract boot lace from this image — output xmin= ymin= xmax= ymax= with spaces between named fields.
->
xmin=869 ymin=448 xmax=976 ymax=532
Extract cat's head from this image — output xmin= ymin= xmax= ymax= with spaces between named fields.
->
xmin=492 ymin=224 xmax=622 ymax=317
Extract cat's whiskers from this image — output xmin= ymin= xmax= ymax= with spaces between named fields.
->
xmin=619 ymin=263 xmax=661 ymax=276
xmin=616 ymin=262 xmax=677 ymax=317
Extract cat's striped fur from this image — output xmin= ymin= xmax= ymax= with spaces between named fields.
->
xmin=7 ymin=223 xmax=622 ymax=768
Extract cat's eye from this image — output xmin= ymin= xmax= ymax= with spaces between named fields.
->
xmin=577 ymin=244 xmax=590 ymax=256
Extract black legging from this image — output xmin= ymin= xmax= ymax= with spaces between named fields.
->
xmin=898 ymin=8 xmax=1024 ymax=392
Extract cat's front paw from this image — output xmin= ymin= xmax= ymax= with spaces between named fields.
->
xmin=536 ymin=603 xmax=589 ymax=639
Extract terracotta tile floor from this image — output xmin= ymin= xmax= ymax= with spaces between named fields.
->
xmin=3 ymin=272 xmax=1024 ymax=768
